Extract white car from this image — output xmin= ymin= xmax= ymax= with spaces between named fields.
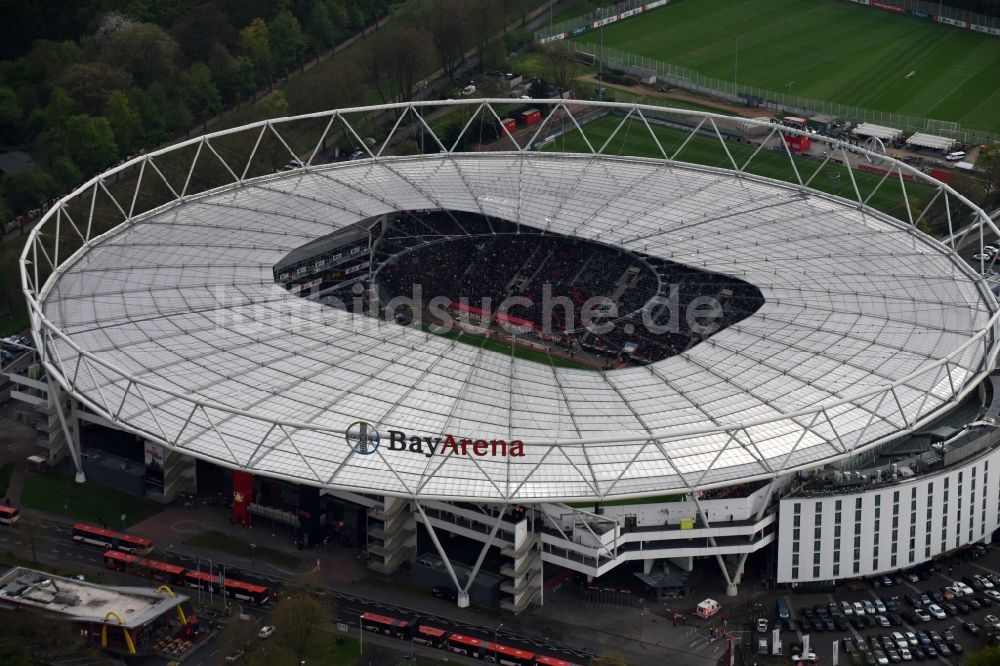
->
xmin=914 ymin=608 xmax=931 ymax=622
xmin=791 ymin=651 xmax=817 ymax=663
xmin=862 ymin=600 xmax=876 ymax=615
xmin=974 ymin=253 xmax=994 ymax=261
xmin=904 ymin=631 xmax=917 ymax=647
xmin=756 ymin=617 xmax=768 ymax=633
xmin=258 ymin=625 xmax=276 ymax=639
xmin=986 ymin=589 xmax=1000 ymax=602
xmin=853 ymin=601 xmax=866 ymax=616
xmin=898 ymin=646 xmax=912 ymax=661
xmin=875 ymin=599 xmax=887 ymax=613
xmin=892 ymin=632 xmax=907 ymax=649
xmin=977 ymin=575 xmax=995 ymax=589
xmin=927 ymin=604 xmax=946 ymax=620
xmin=955 ymin=581 xmax=974 ymax=596
xmin=841 ymin=600 xmax=854 ymax=616
xmin=985 ymin=614 xmax=1000 ymax=629
xmin=876 ymin=614 xmax=890 ymax=627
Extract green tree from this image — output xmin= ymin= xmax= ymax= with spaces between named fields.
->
xmin=21 ymin=39 xmax=82 ymax=83
xmin=269 ymin=10 xmax=307 ymax=76
xmin=305 ymin=1 xmax=336 ymax=54
xmin=965 ymin=646 xmax=1000 ymax=666
xmin=98 ymin=23 xmax=180 ymax=87
xmin=425 ymin=0 xmax=473 ymax=81
xmin=0 ymin=87 xmax=24 ymax=140
xmin=0 ymin=170 xmax=57 ymax=211
xmin=105 ymin=90 xmax=144 ymax=155
xmin=51 ymin=156 xmax=82 ymax=191
xmin=235 ymin=55 xmax=259 ymax=100
xmin=271 ymin=587 xmax=333 ymax=663
xmin=64 ymin=115 xmax=118 ymax=174
xmin=181 ymin=63 xmax=223 ymax=124
xmin=56 ymin=62 xmax=133 ymax=115
xmin=170 ymin=3 xmax=237 ymax=64
xmin=218 ymin=617 xmax=263 ymax=666
xmin=255 ymin=90 xmax=289 ymax=118
xmin=207 ymin=43 xmax=241 ymax=105
xmin=977 ymin=143 xmax=1000 ymax=202
xmin=128 ymin=87 xmax=166 ymax=144
xmin=239 ymin=18 xmax=274 ymax=86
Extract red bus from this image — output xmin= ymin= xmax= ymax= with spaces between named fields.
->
xmin=223 ymin=578 xmax=270 ymax=606
xmin=72 ymin=523 xmax=153 ymax=554
xmin=0 ymin=504 xmax=20 ymax=526
xmin=487 ymin=642 xmax=536 ymax=666
xmin=360 ymin=611 xmax=411 ymax=639
xmin=535 ymin=655 xmax=583 ymax=666
xmin=413 ymin=625 xmax=447 ymax=648
xmin=447 ymin=633 xmax=489 ymax=658
xmin=183 ymin=569 xmax=217 ymax=591
xmin=102 ymin=550 xmax=185 ymax=584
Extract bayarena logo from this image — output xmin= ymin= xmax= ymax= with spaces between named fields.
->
xmin=345 ymin=420 xmax=381 ymax=455
xmin=345 ymin=421 xmax=524 ymax=458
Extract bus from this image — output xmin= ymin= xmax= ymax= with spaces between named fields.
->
xmin=487 ymin=642 xmax=537 ymax=666
xmin=447 ymin=633 xmax=489 ymax=658
xmin=223 ymin=578 xmax=270 ymax=606
xmin=0 ymin=504 xmax=20 ymax=526
xmin=361 ymin=612 xmax=411 ymax=639
xmin=535 ymin=657 xmax=584 ymax=666
xmin=102 ymin=550 xmax=185 ymax=585
xmin=0 ymin=504 xmax=21 ymax=525
xmin=412 ymin=625 xmax=447 ymax=648
xmin=72 ymin=523 xmax=153 ymax=554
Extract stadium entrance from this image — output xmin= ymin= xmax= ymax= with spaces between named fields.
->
xmin=274 ymin=210 xmax=763 ymax=367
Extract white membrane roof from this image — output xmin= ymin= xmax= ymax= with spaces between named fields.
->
xmin=39 ymin=153 xmax=994 ymax=501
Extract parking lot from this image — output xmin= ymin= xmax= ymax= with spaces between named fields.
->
xmin=751 ymin=541 xmax=1000 ymax=664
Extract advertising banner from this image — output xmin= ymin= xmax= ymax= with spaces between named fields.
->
xmin=620 ymin=7 xmax=643 ymax=19
xmin=144 ymin=442 xmax=164 ymax=488
xmin=645 ymin=0 xmax=669 ymax=8
xmin=971 ymin=24 xmax=1000 ymax=35
xmin=937 ymin=15 xmax=969 ymax=28
xmin=592 ymin=15 xmax=619 ymax=28
xmin=540 ymin=32 xmax=568 ymax=44
xmin=872 ymin=2 xmax=905 ymax=14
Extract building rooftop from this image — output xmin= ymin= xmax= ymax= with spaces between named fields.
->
xmin=0 ymin=567 xmax=187 ymax=628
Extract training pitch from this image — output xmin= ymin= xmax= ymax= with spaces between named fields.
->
xmin=573 ymin=0 xmax=1000 ymax=133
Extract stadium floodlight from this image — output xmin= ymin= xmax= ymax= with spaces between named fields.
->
xmin=19 ymin=99 xmax=1000 ymax=503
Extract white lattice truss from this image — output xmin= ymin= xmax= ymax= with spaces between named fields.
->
xmin=21 ymin=99 xmax=1000 ymax=502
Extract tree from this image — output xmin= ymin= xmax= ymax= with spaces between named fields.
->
xmin=51 ymin=156 xmax=82 ymax=191
xmin=235 ymin=56 xmax=259 ymax=100
xmin=181 ymin=63 xmax=223 ymax=125
xmin=425 ymin=0 xmax=473 ymax=81
xmin=170 ymin=3 xmax=237 ymax=64
xmin=105 ymin=90 xmax=143 ymax=155
xmin=965 ymin=646 xmax=1000 ymax=666
xmin=591 ymin=654 xmax=632 ymax=666
xmin=56 ymin=62 xmax=133 ymax=115
xmin=0 ymin=87 xmax=24 ymax=141
xmin=128 ymin=87 xmax=166 ymax=144
xmin=977 ymin=143 xmax=1000 ymax=203
xmin=468 ymin=0 xmax=503 ymax=70
xmin=64 ymin=115 xmax=118 ymax=174
xmin=0 ymin=608 xmax=87 ymax=663
xmin=239 ymin=18 xmax=274 ymax=87
xmin=21 ymin=39 xmax=81 ymax=83
xmin=366 ymin=27 xmax=435 ymax=104
xmin=271 ymin=584 xmax=333 ymax=663
xmin=218 ymin=617 xmax=263 ymax=666
xmin=0 ymin=170 xmax=57 ymax=212
xmin=546 ymin=41 xmax=580 ymax=95
xmin=98 ymin=23 xmax=180 ymax=87
xmin=255 ymin=90 xmax=289 ymax=118
xmin=269 ymin=10 xmax=307 ymax=76
xmin=305 ymin=1 xmax=336 ymax=54
xmin=207 ymin=43 xmax=242 ymax=105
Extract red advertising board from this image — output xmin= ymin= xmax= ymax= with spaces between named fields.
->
xmin=872 ymin=1 xmax=905 ymax=14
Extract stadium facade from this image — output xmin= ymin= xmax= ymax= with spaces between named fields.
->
xmin=12 ymin=100 xmax=1000 ymax=611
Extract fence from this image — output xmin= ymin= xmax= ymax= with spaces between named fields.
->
xmin=534 ymin=0 xmax=1000 ymax=41
xmin=568 ymin=42 xmax=997 ymax=145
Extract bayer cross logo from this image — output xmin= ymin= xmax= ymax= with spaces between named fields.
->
xmin=346 ymin=421 xmax=380 ymax=455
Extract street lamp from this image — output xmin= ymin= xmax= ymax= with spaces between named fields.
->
xmin=733 ymin=35 xmax=739 ymax=91
xmin=493 ymin=622 xmax=504 ymax=662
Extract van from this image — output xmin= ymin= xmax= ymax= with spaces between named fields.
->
xmin=776 ymin=597 xmax=791 ymax=620
xmin=695 ymin=598 xmax=721 ymax=618
xmin=946 ymin=151 xmax=966 ymax=161
xmin=757 ymin=637 xmax=768 ymax=655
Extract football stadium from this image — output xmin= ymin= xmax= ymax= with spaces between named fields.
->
xmin=15 ymin=99 xmax=1000 ymax=611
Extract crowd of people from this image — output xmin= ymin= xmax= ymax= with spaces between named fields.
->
xmin=297 ymin=210 xmax=764 ymax=365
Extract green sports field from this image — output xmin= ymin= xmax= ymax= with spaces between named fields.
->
xmin=573 ymin=0 xmax=1000 ymax=132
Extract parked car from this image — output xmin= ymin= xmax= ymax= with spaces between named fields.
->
xmin=756 ymin=618 xmax=768 ymax=633
xmin=985 ymin=614 xmax=1000 ymax=630
xmin=914 ymin=608 xmax=931 ymax=622
xmin=258 ymin=625 xmax=275 ymax=639
xmin=927 ymin=604 xmax=946 ymax=620
xmin=854 ymin=601 xmax=866 ymax=616
xmin=432 ymin=586 xmax=458 ymax=602
xmin=963 ymin=621 xmax=981 ymax=636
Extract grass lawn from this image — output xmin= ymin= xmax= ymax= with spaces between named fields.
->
xmin=186 ymin=530 xmax=302 ymax=570
xmin=422 ymin=322 xmax=597 ymax=370
xmin=0 ymin=462 xmax=13 ymax=498
xmin=541 ymin=113 xmax=938 ymax=224
xmin=20 ymin=470 xmax=162 ymax=527
xmin=571 ymin=0 xmax=1000 ymax=132
xmin=567 ymin=493 xmax=684 ymax=508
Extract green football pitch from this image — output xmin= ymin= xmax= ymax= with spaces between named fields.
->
xmin=572 ymin=0 xmax=1000 ymax=133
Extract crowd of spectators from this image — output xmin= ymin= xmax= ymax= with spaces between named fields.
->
xmin=292 ymin=210 xmax=765 ymax=365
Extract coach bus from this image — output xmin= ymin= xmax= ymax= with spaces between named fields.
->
xmin=0 ymin=504 xmax=20 ymax=526
xmin=412 ymin=625 xmax=447 ymax=648
xmin=72 ymin=523 xmax=154 ymax=554
xmin=223 ymin=578 xmax=271 ymax=606
xmin=361 ymin=612 xmax=412 ymax=639
xmin=103 ymin=550 xmax=185 ymax=584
